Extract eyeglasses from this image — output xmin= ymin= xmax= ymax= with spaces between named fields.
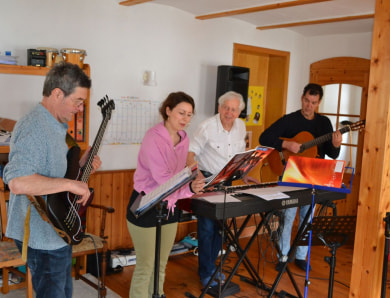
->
xmin=70 ymin=98 xmax=85 ymax=108
xmin=221 ymin=104 xmax=239 ymax=114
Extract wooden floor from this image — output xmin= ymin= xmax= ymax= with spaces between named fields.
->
xmin=104 ymin=235 xmax=384 ymax=298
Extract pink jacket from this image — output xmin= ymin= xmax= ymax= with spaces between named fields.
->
xmin=134 ymin=121 xmax=193 ymax=211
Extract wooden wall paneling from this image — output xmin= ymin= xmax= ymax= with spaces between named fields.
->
xmin=88 ymin=170 xmax=135 ymax=250
xmin=117 ymin=170 xmax=134 ymax=249
xmin=87 ymin=172 xmax=102 ymax=237
xmin=100 ymin=172 xmax=114 ymax=247
xmin=350 ymin=0 xmax=390 ymax=295
xmin=111 ymin=171 xmax=126 ymax=249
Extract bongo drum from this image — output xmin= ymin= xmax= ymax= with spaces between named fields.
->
xmin=37 ymin=47 xmax=58 ymax=67
xmin=60 ymin=48 xmax=87 ymax=68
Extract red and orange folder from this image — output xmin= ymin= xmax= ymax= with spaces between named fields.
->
xmin=279 ymin=156 xmax=350 ymax=192
xmin=204 ymin=146 xmax=274 ymax=190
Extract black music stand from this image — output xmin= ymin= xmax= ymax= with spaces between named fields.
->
xmin=152 ymin=200 xmax=168 ymax=298
xmin=131 ymin=165 xmax=198 ymax=298
xmin=297 ymin=216 xmax=356 ymax=298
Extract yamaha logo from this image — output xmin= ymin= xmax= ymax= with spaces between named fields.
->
xmin=281 ymin=198 xmax=299 ymax=206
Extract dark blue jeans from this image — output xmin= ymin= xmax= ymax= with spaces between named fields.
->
xmin=15 ymin=240 xmax=73 ymax=298
xmin=197 ymin=216 xmax=222 ymax=280
xmin=197 ymin=170 xmax=228 ymax=281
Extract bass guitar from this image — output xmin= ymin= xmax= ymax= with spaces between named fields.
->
xmin=30 ymin=95 xmax=115 ymax=245
xmin=266 ymin=120 xmax=365 ymax=177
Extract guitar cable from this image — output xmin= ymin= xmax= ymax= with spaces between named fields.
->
xmin=82 ymin=234 xmax=101 ymax=298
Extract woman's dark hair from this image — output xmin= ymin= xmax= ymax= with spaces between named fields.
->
xmin=302 ymin=83 xmax=323 ymax=100
xmin=159 ymin=92 xmax=195 ymax=121
xmin=42 ymin=62 xmax=91 ymax=97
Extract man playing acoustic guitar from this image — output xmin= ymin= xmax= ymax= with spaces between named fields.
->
xmin=259 ymin=83 xmax=342 ymax=272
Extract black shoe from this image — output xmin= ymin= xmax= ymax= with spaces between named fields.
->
xmin=295 ymin=259 xmax=312 ymax=272
xmin=275 ymin=262 xmax=284 ymax=272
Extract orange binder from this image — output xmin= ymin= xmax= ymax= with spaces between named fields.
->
xmin=281 ymin=156 xmax=346 ymax=189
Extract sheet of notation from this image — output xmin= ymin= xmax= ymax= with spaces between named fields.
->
xmin=195 ymin=192 xmax=241 ymax=203
xmin=235 ymin=185 xmax=306 ymax=201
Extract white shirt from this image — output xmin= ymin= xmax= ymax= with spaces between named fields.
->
xmin=189 ymin=113 xmax=246 ymax=174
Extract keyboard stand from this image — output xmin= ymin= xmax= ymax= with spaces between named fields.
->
xmin=267 ymin=201 xmax=315 ymax=298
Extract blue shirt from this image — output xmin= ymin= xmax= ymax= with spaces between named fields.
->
xmin=4 ymin=103 xmax=69 ymax=250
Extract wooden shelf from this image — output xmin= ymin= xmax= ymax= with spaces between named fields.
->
xmin=0 ymin=64 xmax=90 ymax=153
xmin=0 ymin=64 xmax=51 ymax=76
xmin=0 ymin=146 xmax=10 ymax=154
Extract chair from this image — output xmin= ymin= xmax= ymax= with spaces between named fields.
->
xmin=0 ymin=185 xmax=33 ymax=297
xmin=72 ymin=203 xmax=115 ymax=297
xmin=0 ymin=182 xmax=115 ymax=297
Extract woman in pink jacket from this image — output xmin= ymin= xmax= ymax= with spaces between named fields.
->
xmin=126 ymin=91 xmax=204 ymax=298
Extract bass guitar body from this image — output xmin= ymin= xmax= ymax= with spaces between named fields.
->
xmin=267 ymin=131 xmax=318 ymax=177
xmin=46 ymin=188 xmax=94 ymax=245
xmin=46 ymin=145 xmax=94 ymax=245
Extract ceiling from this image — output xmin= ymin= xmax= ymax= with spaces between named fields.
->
xmin=119 ymin=0 xmax=376 ymax=36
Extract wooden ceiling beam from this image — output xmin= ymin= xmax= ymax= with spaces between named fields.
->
xmin=196 ymin=0 xmax=331 ymax=20
xmin=119 ymin=0 xmax=153 ymax=6
xmin=256 ymin=14 xmax=374 ymax=30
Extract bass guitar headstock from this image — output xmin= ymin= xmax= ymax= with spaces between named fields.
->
xmin=98 ymin=95 xmax=115 ymax=120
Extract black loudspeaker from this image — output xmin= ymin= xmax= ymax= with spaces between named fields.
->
xmin=215 ymin=65 xmax=250 ymax=118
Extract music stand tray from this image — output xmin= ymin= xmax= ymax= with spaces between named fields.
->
xmin=130 ymin=164 xmax=198 ymax=218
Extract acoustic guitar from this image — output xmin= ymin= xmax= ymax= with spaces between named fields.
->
xmin=266 ymin=120 xmax=365 ymax=177
xmin=29 ymin=95 xmax=115 ymax=245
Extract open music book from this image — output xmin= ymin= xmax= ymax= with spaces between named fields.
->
xmin=130 ymin=164 xmax=198 ymax=218
xmin=204 ymin=145 xmax=274 ymax=191
xmin=279 ymin=156 xmax=347 ymax=191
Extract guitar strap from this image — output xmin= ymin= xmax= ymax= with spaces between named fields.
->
xmin=22 ymin=204 xmax=31 ymax=262
xmin=26 ymin=195 xmax=72 ymax=245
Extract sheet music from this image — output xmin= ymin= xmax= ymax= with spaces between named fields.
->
xmin=235 ymin=186 xmax=306 ymax=201
xmin=197 ymin=194 xmax=241 ymax=203
xmin=133 ymin=165 xmax=197 ymax=215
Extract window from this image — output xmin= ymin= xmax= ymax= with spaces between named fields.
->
xmin=319 ymin=84 xmax=363 ymax=168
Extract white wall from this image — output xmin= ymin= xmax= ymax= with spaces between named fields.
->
xmin=0 ymin=0 xmax=372 ymax=170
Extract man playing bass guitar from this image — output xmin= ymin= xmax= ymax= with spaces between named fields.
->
xmin=3 ymin=62 xmax=101 ymax=298
xmin=259 ymin=83 xmax=342 ymax=272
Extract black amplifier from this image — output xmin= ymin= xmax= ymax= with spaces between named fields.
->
xmin=27 ymin=49 xmax=46 ymax=67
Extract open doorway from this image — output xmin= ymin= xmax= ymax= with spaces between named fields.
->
xmin=233 ymin=43 xmax=290 ymax=183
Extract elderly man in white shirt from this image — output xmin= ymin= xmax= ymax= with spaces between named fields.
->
xmin=187 ymin=91 xmax=255 ymax=288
